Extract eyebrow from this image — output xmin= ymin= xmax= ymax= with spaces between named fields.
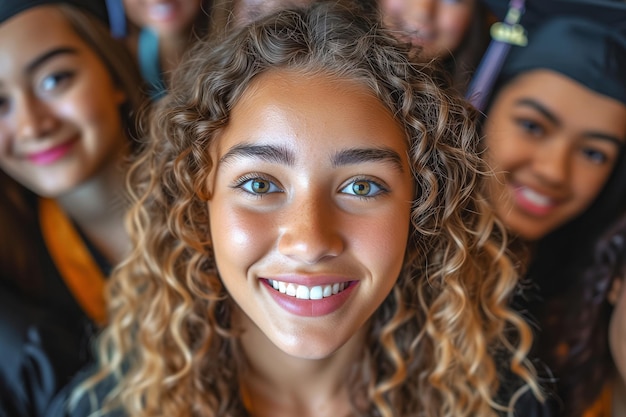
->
xmin=514 ymin=98 xmax=625 ymax=146
xmin=331 ymin=147 xmax=405 ymax=172
xmin=25 ymin=47 xmax=78 ymax=75
xmin=219 ymin=144 xmax=295 ymax=166
xmin=514 ymin=98 xmax=560 ymax=126
xmin=219 ymin=143 xmax=405 ymax=172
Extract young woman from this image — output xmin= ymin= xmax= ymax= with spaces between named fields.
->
xmin=468 ymin=0 xmax=626 ymax=413
xmin=122 ymin=0 xmax=212 ymax=99
xmin=0 ymin=0 xmax=144 ymax=415
xmin=51 ymin=3 xmax=547 ymax=416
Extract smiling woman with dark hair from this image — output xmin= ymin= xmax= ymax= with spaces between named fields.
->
xmin=0 ymin=1 xmax=145 ymax=415
xmin=467 ymin=0 xmax=626 ymax=414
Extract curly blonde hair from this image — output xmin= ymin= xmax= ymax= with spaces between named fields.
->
xmin=77 ymin=2 xmax=540 ymax=416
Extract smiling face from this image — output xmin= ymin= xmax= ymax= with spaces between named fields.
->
xmin=379 ymin=0 xmax=475 ymax=60
xmin=123 ymin=0 xmax=203 ymax=36
xmin=207 ymin=70 xmax=414 ymax=359
xmin=484 ymin=70 xmax=626 ymax=241
xmin=0 ymin=6 xmax=128 ymax=198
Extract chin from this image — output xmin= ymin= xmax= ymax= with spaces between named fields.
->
xmin=270 ymin=333 xmax=350 ymax=361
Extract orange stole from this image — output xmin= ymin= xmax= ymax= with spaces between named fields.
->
xmin=582 ymin=383 xmax=612 ymax=417
xmin=38 ymin=198 xmax=107 ymax=324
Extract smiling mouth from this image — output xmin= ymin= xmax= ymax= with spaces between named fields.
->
xmin=266 ymin=279 xmax=351 ymax=300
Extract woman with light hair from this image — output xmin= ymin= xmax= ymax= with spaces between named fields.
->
xmin=51 ymin=3 xmax=547 ymax=416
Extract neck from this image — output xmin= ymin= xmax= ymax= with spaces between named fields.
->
xmin=55 ymin=147 xmax=130 ymax=264
xmin=236 ymin=310 xmax=366 ymax=417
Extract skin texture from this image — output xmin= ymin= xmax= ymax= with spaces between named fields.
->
xmin=483 ymin=69 xmax=626 ymax=242
xmin=379 ymin=0 xmax=475 ymax=60
xmin=0 ymin=6 xmax=127 ymax=198
xmin=206 ymin=70 xmax=414 ymax=416
xmin=123 ymin=0 xmax=204 ymax=36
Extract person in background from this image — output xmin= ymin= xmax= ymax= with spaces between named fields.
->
xmin=377 ymin=0 xmax=491 ymax=93
xmin=48 ymin=3 xmax=546 ymax=416
xmin=542 ymin=213 xmax=626 ymax=416
xmin=468 ymin=0 xmax=626 ymax=414
xmin=0 ymin=0 xmax=145 ymax=415
xmin=122 ymin=0 xmax=212 ymax=99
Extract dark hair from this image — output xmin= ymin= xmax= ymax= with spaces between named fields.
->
xmin=535 ymin=213 xmax=626 ymax=416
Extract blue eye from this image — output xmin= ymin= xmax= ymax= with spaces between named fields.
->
xmin=341 ymin=179 xmax=385 ymax=197
xmin=40 ymin=71 xmax=74 ymax=93
xmin=238 ymin=177 xmax=282 ymax=195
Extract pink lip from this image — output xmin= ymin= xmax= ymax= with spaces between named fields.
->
xmin=262 ymin=279 xmax=358 ymax=317
xmin=512 ymin=185 xmax=557 ymax=217
xmin=27 ymin=139 xmax=76 ymax=165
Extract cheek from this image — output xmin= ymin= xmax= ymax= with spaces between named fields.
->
xmin=350 ymin=206 xmax=410 ymax=276
xmin=437 ymin=8 xmax=472 ymax=39
xmin=485 ymin=139 xmax=514 ymax=171
xmin=380 ymin=0 xmax=404 ymax=14
xmin=56 ymin=95 xmax=100 ymax=127
xmin=209 ymin=201 xmax=273 ymax=270
xmin=58 ymin=91 xmax=123 ymax=137
xmin=484 ymin=127 xmax=530 ymax=172
xmin=573 ymin=168 xmax=613 ymax=210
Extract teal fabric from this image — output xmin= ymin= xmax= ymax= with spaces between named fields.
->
xmin=138 ymin=28 xmax=167 ymax=100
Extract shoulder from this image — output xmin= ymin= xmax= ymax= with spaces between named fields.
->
xmin=45 ymin=369 xmax=124 ymax=417
xmin=0 ymin=284 xmax=94 ymax=417
xmin=506 ymin=386 xmax=559 ymax=417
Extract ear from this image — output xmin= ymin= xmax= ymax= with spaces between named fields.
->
xmin=607 ymin=278 xmax=623 ymax=306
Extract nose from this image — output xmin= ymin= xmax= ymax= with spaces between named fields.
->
xmin=277 ymin=192 xmax=345 ymax=264
xmin=15 ymin=93 xmax=56 ymax=141
xmin=533 ymin=140 xmax=570 ymax=187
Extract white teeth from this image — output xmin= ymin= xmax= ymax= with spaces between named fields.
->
xmin=309 ymin=286 xmax=323 ymax=300
xmin=296 ymin=285 xmax=309 ymax=299
xmin=323 ymin=285 xmax=332 ymax=297
xmin=149 ymin=3 xmax=174 ymax=19
xmin=267 ymin=279 xmax=348 ymax=300
xmin=520 ymin=187 xmax=552 ymax=207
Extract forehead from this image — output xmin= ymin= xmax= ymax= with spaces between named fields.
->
xmin=214 ymin=70 xmax=408 ymax=159
xmin=0 ymin=6 xmax=87 ymax=72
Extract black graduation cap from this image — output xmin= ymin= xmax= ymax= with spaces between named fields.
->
xmin=467 ymin=0 xmax=626 ymax=110
xmin=0 ymin=0 xmax=126 ymax=38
